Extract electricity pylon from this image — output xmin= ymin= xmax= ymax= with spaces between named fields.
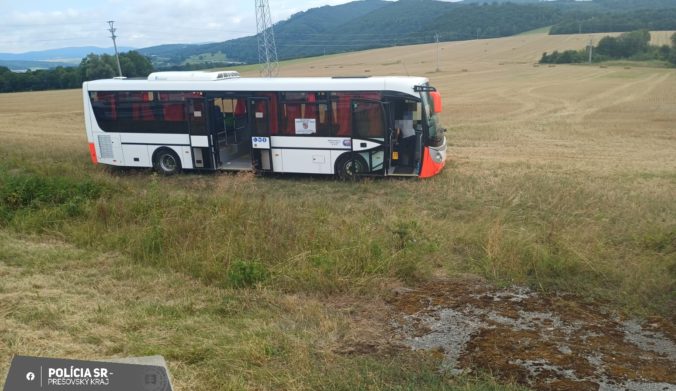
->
xmin=255 ymin=0 xmax=279 ymax=77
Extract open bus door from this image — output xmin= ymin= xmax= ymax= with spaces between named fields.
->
xmin=187 ymin=96 xmax=216 ymax=170
xmin=386 ymin=97 xmax=423 ymax=176
xmin=346 ymin=99 xmax=387 ymax=177
xmin=249 ymin=97 xmax=273 ymax=172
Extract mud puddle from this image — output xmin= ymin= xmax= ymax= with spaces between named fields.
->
xmin=387 ymin=279 xmax=675 ymax=391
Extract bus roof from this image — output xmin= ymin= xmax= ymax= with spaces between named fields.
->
xmin=83 ymin=75 xmax=429 ymax=97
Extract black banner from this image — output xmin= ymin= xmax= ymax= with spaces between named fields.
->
xmin=3 ymin=356 xmax=172 ymax=391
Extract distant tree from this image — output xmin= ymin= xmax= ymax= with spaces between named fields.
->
xmin=596 ymin=30 xmax=650 ymax=58
xmin=596 ymin=36 xmax=621 ymax=58
xmin=0 ymin=50 xmax=153 ymax=93
xmin=81 ymin=54 xmax=116 ymax=80
xmin=551 ymin=9 xmax=676 ymax=35
xmin=0 ymin=66 xmax=13 ymax=92
xmin=124 ymin=51 xmax=154 ymax=77
xmin=620 ymin=29 xmax=650 ymax=56
xmin=541 ymin=29 xmax=675 ymax=65
xmin=658 ymin=45 xmax=671 ymax=61
xmin=670 ymin=33 xmax=676 ymax=65
xmin=540 ymin=49 xmax=586 ymax=64
xmin=79 ymin=51 xmax=153 ymax=80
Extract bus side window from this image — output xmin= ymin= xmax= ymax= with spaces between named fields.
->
xmin=279 ymin=92 xmax=330 ymax=136
xmin=353 ymin=101 xmax=384 ymax=139
xmin=90 ymin=91 xmax=118 ymax=132
xmin=281 ymin=102 xmax=302 ymax=135
xmin=331 ymin=93 xmax=351 ymax=137
xmin=256 ymin=93 xmax=278 ymax=134
xmin=317 ymin=103 xmax=330 ymax=136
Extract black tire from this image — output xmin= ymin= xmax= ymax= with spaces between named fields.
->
xmin=336 ymin=154 xmax=367 ymax=180
xmin=153 ymin=148 xmax=182 ymax=176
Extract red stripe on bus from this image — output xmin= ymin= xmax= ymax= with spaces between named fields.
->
xmin=88 ymin=143 xmax=98 ymax=164
xmin=419 ymin=147 xmax=445 ymax=178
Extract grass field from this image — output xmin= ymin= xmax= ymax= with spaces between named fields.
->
xmin=1 ymin=31 xmax=675 ymax=390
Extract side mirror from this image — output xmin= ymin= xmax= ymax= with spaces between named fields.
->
xmin=430 ymin=91 xmax=442 ymax=114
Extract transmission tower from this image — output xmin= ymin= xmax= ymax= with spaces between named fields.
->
xmin=255 ymin=0 xmax=279 ymax=77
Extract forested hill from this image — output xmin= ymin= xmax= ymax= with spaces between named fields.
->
xmin=138 ymin=0 xmax=676 ymax=68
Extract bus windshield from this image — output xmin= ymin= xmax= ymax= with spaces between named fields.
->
xmin=420 ymin=87 xmax=443 ymax=147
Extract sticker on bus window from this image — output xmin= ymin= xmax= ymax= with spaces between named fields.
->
xmin=194 ymin=111 xmax=202 ymax=117
xmin=256 ymin=112 xmax=264 ymax=118
xmin=295 ymin=118 xmax=316 ymax=135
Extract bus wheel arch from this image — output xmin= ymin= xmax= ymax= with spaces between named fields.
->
xmin=335 ymin=153 xmax=367 ymax=180
xmin=152 ymin=147 xmax=182 ymax=175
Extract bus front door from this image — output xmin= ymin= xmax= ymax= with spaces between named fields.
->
xmin=388 ymin=98 xmax=422 ymax=176
xmin=249 ymin=97 xmax=273 ymax=172
xmin=187 ymin=97 xmax=215 ymax=170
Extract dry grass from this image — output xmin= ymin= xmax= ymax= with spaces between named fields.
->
xmin=1 ymin=31 xmax=674 ymax=389
xmin=0 ymin=232 xmax=522 ymax=390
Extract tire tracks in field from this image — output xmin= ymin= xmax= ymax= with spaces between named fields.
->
xmin=477 ymin=68 xmax=671 ymax=127
xmin=562 ymin=72 xmax=670 ymax=123
xmin=502 ymin=67 xmax=610 ymax=122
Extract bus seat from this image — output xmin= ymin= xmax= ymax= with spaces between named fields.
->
xmin=164 ymin=104 xmax=185 ymax=121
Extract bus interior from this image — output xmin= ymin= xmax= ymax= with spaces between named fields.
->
xmin=202 ymin=92 xmax=425 ymax=175
xmin=210 ymin=96 xmax=253 ymax=171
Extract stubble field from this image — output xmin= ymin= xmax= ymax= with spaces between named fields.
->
xmin=1 ymin=31 xmax=674 ymax=390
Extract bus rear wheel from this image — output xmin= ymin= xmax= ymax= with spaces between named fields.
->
xmin=153 ymin=149 xmax=182 ymax=176
xmin=336 ymin=154 xmax=367 ymax=180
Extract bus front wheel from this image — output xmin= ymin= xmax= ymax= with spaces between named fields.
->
xmin=336 ymin=154 xmax=367 ymax=180
xmin=153 ymin=149 xmax=182 ymax=176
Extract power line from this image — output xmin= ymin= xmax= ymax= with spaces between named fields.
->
xmin=107 ymin=21 xmax=123 ymax=77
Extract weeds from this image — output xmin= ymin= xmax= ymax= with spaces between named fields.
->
xmin=0 ymin=168 xmax=103 ymax=216
xmin=1 ymin=156 xmax=673 ymax=315
xmin=227 ymin=260 xmax=269 ymax=288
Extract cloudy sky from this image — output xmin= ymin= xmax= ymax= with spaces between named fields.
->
xmin=0 ymin=0 xmax=372 ymax=53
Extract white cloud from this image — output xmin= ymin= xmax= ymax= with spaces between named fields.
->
xmin=0 ymin=0 xmax=357 ymax=53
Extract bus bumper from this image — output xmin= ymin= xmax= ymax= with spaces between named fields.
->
xmin=419 ymin=138 xmax=446 ymax=178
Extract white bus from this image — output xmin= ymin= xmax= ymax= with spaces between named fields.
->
xmin=82 ymin=71 xmax=446 ymax=179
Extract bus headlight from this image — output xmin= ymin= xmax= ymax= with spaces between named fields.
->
xmin=431 ymin=149 xmax=445 ymax=163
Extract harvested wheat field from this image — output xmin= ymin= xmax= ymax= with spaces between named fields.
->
xmin=1 ymin=31 xmax=675 ymax=390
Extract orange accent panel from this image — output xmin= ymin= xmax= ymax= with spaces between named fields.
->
xmin=430 ymin=91 xmax=442 ymax=114
xmin=419 ymin=147 xmax=445 ymax=178
xmin=88 ymin=143 xmax=98 ymax=164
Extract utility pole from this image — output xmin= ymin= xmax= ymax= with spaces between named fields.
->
xmin=255 ymin=0 xmax=279 ymax=77
xmin=435 ymin=33 xmax=440 ymax=72
xmin=107 ymin=21 xmax=123 ymax=77
xmin=588 ymin=37 xmax=593 ymax=64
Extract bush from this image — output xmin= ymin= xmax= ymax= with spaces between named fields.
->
xmin=540 ymin=50 xmax=586 ymax=64
xmin=227 ymin=260 xmax=269 ymax=288
xmin=0 ymin=169 xmax=104 ymax=223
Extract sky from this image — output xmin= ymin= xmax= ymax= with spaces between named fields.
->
xmin=0 ymin=0 xmax=378 ymax=53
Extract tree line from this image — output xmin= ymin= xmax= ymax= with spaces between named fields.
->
xmin=550 ymin=9 xmax=676 ymax=35
xmin=0 ymin=51 xmax=153 ymax=93
xmin=540 ymin=31 xmax=676 ymax=65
